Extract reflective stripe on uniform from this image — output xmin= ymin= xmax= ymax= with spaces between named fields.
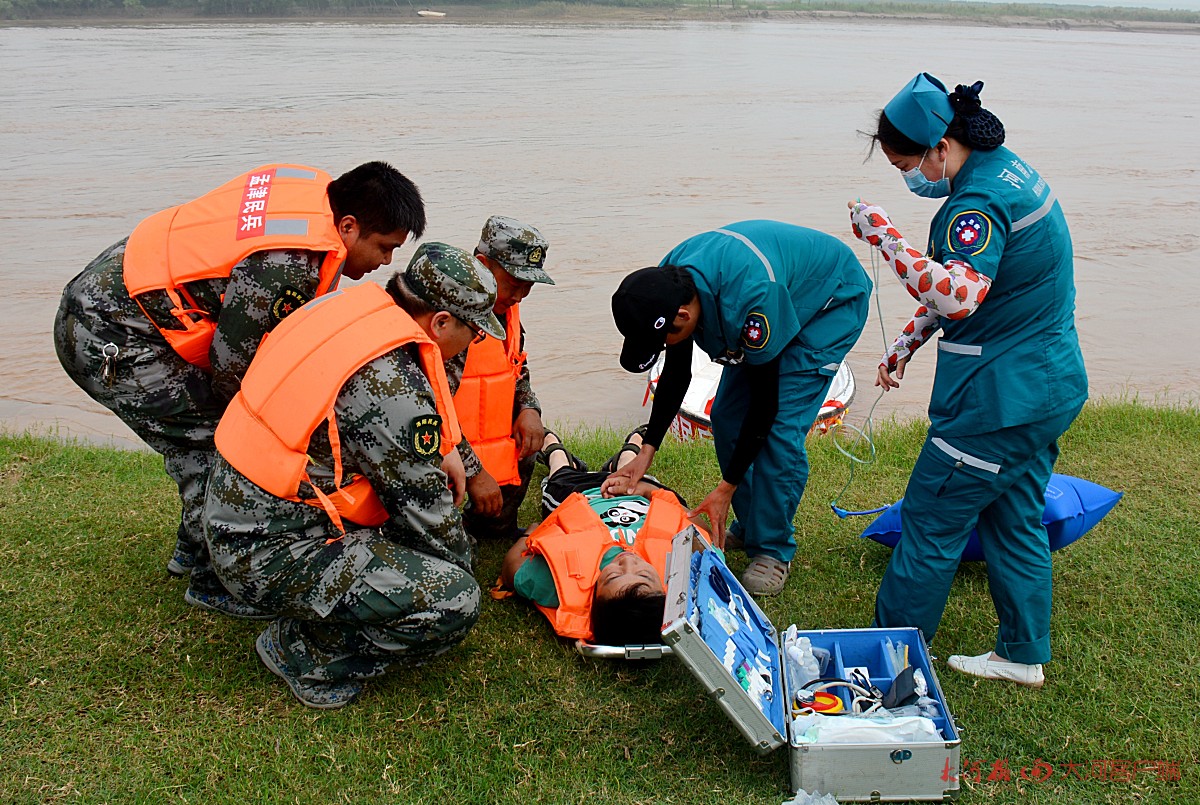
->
xmin=265 ymin=218 xmax=310 ymax=236
xmin=938 ymin=340 xmax=983 ymax=356
xmin=713 ymin=228 xmax=776 ymax=282
xmin=275 ymin=167 xmax=319 ymax=179
xmin=1011 ymin=191 xmax=1057 ymax=233
xmin=931 ymin=437 xmax=1001 ymax=474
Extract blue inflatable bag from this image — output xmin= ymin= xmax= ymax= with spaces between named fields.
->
xmin=859 ymin=474 xmax=1122 ymax=562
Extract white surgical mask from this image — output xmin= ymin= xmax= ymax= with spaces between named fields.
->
xmin=902 ymin=150 xmax=951 ymax=199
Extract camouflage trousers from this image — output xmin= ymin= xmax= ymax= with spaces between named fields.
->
xmin=212 ymin=528 xmax=480 ymax=682
xmin=53 ymin=295 xmax=227 ymax=592
xmin=462 ymin=452 xmax=536 ymax=542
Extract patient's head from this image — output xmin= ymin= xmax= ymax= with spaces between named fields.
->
xmin=590 ymin=551 xmax=667 ymax=646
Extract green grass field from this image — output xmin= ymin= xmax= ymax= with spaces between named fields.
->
xmin=2 ymin=400 xmax=1197 ymax=803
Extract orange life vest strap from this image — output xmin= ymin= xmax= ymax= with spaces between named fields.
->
xmin=524 ymin=494 xmax=613 ymax=639
xmin=634 ymin=488 xmax=699 ymax=575
xmin=455 ymin=303 xmax=527 ymax=485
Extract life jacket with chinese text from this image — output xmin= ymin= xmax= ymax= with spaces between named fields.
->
xmin=522 ymin=488 xmax=697 ymax=640
xmin=454 ymin=304 xmax=525 ymax=485
xmin=123 ymin=164 xmax=345 ymax=370
xmin=215 ymin=283 xmax=461 ymax=536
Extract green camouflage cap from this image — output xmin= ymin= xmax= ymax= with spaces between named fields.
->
xmin=476 ymin=216 xmax=554 ymax=285
xmin=404 ymin=242 xmax=505 ymax=339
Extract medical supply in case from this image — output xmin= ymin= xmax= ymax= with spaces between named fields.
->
xmin=661 ymin=528 xmax=961 ymax=802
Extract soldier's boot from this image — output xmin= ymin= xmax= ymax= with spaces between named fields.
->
xmin=185 ymin=563 xmax=274 ymax=620
xmin=166 ymin=525 xmax=195 ymax=577
xmin=255 ymin=619 xmax=364 ymax=710
xmin=185 ymin=586 xmax=275 ymax=620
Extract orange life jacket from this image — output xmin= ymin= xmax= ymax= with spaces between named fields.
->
xmin=454 ymin=303 xmax=525 ymax=486
xmin=123 ymin=164 xmax=346 ymax=370
xmin=214 ymin=282 xmax=461 ymax=537
xmin=522 ymin=488 xmax=697 ymax=640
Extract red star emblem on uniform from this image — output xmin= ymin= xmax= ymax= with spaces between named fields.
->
xmin=421 ymin=432 xmax=433 ymax=445
xmin=282 ymin=303 xmax=293 ymax=313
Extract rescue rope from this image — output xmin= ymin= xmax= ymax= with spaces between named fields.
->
xmin=828 ymin=249 xmax=889 ymax=518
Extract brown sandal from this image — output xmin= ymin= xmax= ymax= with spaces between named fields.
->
xmin=740 ymin=555 xmax=790 ymax=597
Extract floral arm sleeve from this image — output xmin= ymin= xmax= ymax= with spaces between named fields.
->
xmin=850 ymin=202 xmax=992 ymax=321
xmin=882 ymin=305 xmax=942 ymax=371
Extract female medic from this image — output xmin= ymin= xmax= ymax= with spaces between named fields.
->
xmin=849 ymin=74 xmax=1087 ymax=687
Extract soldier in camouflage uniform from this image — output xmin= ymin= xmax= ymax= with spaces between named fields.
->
xmin=447 ymin=216 xmax=554 ymax=542
xmin=53 ymin=162 xmax=425 ymax=618
xmin=205 ymin=243 xmax=503 ymax=709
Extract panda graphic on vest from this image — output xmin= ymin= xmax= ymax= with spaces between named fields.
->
xmin=595 ymin=496 xmax=651 ymax=545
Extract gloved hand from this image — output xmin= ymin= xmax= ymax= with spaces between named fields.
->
xmin=849 ymin=200 xmax=904 ymax=251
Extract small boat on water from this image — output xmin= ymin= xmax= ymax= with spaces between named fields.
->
xmin=644 ymin=352 xmax=856 ymax=441
xmin=416 ymin=9 xmax=446 ymax=17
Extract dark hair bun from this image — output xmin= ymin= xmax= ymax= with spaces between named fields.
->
xmin=967 ymin=110 xmax=1006 ymax=150
xmin=950 ymin=80 xmax=1005 ymax=150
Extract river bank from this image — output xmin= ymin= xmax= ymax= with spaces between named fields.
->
xmin=2 ymin=401 xmax=1198 ymax=802
xmin=4 ymin=3 xmax=1199 ymax=35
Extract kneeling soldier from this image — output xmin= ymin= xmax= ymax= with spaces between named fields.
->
xmin=203 ymin=243 xmax=502 ymax=709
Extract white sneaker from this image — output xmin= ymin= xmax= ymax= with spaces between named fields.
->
xmin=946 ymin=652 xmax=1045 ymax=688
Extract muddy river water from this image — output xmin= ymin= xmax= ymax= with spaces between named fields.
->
xmin=2 ymin=20 xmax=1197 ymax=447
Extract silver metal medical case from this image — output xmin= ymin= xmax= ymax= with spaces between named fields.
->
xmin=661 ymin=528 xmax=961 ymax=802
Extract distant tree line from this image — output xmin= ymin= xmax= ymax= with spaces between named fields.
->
xmin=2 ymin=0 xmax=1197 ymax=24
xmin=0 ymin=0 xmax=414 ymax=17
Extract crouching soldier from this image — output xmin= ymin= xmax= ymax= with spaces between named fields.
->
xmin=53 ymin=162 xmax=424 ymax=614
xmin=449 ymin=216 xmax=554 ymax=542
xmin=203 ymin=243 xmax=503 ymax=709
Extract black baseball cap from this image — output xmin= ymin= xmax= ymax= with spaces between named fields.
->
xmin=612 ymin=266 xmax=690 ymax=373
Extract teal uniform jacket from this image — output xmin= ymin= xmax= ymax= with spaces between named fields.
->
xmin=926 ymin=146 xmax=1087 ymax=433
xmin=660 ymin=221 xmax=871 ymax=562
xmin=874 ymin=148 xmax=1088 ymax=665
xmin=662 ymin=221 xmax=871 ymax=374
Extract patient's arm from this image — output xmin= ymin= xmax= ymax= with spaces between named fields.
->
xmin=499 ymin=534 xmax=532 ymax=590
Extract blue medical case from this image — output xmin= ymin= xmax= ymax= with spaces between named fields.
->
xmin=661 ymin=528 xmax=961 ymax=802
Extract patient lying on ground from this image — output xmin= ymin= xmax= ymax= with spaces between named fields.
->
xmin=497 ymin=429 xmax=704 ymax=647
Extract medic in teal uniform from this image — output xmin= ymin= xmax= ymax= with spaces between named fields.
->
xmin=851 ymin=75 xmax=1088 ymax=687
xmin=607 ymin=221 xmax=871 ymax=596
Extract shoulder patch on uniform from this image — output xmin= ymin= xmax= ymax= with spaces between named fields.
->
xmin=741 ymin=311 xmax=770 ymax=350
xmin=269 ymin=285 xmax=312 ymax=327
xmin=946 ymin=211 xmax=992 ymax=256
xmin=412 ymin=415 xmax=442 ymax=458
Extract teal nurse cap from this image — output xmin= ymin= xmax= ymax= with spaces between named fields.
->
xmin=884 ymin=73 xmax=955 ymax=149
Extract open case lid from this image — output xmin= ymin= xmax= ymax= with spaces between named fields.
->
xmin=660 ymin=527 xmax=789 ymax=754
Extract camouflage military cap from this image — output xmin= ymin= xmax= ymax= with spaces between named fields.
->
xmin=404 ymin=242 xmax=505 ymax=339
xmin=476 ymin=216 xmax=554 ymax=285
